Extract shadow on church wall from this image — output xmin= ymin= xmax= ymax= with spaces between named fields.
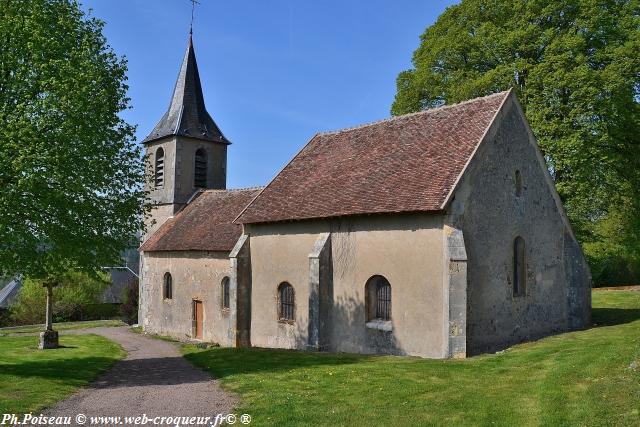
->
xmin=181 ymin=297 xmax=405 ymax=379
xmin=326 ymin=295 xmax=405 ymax=356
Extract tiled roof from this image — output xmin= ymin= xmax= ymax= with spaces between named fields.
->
xmin=142 ymin=36 xmax=230 ymax=145
xmin=236 ymin=91 xmax=510 ymax=224
xmin=141 ymin=188 xmax=262 ymax=252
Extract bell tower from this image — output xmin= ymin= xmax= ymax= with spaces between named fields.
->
xmin=142 ymin=35 xmax=230 ymax=239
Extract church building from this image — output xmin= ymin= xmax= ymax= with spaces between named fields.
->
xmin=138 ymin=36 xmax=591 ymax=358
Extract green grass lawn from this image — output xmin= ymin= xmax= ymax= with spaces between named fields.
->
xmin=183 ymin=290 xmax=640 ymax=427
xmin=0 ymin=319 xmax=125 ymax=336
xmin=0 ymin=334 xmax=125 ymax=413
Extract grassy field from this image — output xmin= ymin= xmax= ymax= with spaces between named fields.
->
xmin=183 ymin=290 xmax=640 ymax=427
xmin=0 ymin=319 xmax=125 ymax=336
xmin=0 ymin=334 xmax=125 ymax=413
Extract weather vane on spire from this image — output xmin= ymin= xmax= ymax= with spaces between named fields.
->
xmin=188 ymin=0 xmax=201 ymax=35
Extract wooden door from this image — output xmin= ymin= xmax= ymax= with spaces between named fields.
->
xmin=193 ymin=300 xmax=203 ymax=340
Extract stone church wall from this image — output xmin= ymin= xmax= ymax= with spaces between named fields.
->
xmin=140 ymin=251 xmax=233 ymax=344
xmin=246 ymin=212 xmax=447 ymax=358
xmin=448 ymin=95 xmax=591 ymax=355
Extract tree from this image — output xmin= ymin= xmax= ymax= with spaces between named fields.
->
xmin=393 ymin=0 xmax=640 ymax=284
xmin=0 ymin=0 xmax=146 ymax=283
xmin=10 ymin=270 xmax=110 ymax=325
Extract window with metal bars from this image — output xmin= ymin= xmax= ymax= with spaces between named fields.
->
xmin=365 ymin=275 xmax=391 ymax=321
xmin=513 ymin=237 xmax=526 ymax=297
xmin=278 ymin=282 xmax=295 ymax=322
xmin=163 ymin=272 xmax=172 ymax=300
xmin=194 ymin=148 xmax=207 ymax=188
xmin=376 ymin=281 xmax=391 ymax=320
xmin=221 ymin=276 xmax=230 ymax=310
xmin=155 ymin=148 xmax=164 ymax=189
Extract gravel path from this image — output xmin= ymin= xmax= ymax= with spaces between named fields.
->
xmin=44 ymin=327 xmax=237 ymax=425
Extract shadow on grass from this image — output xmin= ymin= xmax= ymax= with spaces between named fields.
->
xmin=591 ymin=307 xmax=640 ymax=327
xmin=183 ymin=347 xmax=371 ymax=379
xmin=1 ymin=356 xmax=118 ymax=383
xmin=2 ymin=355 xmax=219 ymax=388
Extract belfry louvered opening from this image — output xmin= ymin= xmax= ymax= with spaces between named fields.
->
xmin=155 ymin=148 xmax=165 ymax=189
xmin=194 ymin=148 xmax=208 ymax=188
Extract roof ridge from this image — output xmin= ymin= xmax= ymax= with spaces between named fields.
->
xmin=203 ymin=186 xmax=265 ymax=194
xmin=226 ymin=186 xmax=265 ymax=192
xmin=318 ymin=91 xmax=510 ymax=137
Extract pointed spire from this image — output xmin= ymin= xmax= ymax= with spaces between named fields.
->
xmin=143 ymin=36 xmax=230 ymax=144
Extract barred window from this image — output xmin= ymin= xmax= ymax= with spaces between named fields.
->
xmin=163 ymin=272 xmax=172 ymax=300
xmin=194 ymin=148 xmax=207 ymax=188
xmin=155 ymin=148 xmax=165 ymax=189
xmin=376 ymin=281 xmax=391 ymax=320
xmin=221 ymin=276 xmax=230 ymax=310
xmin=513 ymin=237 xmax=526 ymax=297
xmin=366 ymin=275 xmax=391 ymax=321
xmin=278 ymin=282 xmax=295 ymax=322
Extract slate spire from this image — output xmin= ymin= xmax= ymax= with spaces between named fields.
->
xmin=143 ymin=36 xmax=230 ymax=144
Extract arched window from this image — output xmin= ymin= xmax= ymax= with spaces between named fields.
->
xmin=221 ymin=276 xmax=230 ymax=310
xmin=513 ymin=237 xmax=526 ymax=297
xmin=365 ymin=275 xmax=392 ymax=321
xmin=154 ymin=148 xmax=165 ymax=189
xmin=515 ymin=170 xmax=523 ymax=197
xmin=163 ymin=272 xmax=172 ymax=300
xmin=194 ymin=148 xmax=207 ymax=188
xmin=278 ymin=282 xmax=295 ymax=322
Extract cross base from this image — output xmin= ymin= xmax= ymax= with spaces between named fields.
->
xmin=38 ymin=330 xmax=59 ymax=349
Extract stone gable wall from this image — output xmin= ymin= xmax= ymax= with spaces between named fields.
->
xmin=448 ymin=96 xmax=591 ymax=355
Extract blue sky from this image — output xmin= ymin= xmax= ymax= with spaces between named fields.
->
xmin=81 ymin=0 xmax=458 ymax=188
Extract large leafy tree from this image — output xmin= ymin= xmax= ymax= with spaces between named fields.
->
xmin=393 ymin=0 xmax=640 ymax=284
xmin=0 ymin=0 xmax=146 ymax=281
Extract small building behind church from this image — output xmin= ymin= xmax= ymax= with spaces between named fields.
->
xmin=138 ymin=36 xmax=591 ymax=358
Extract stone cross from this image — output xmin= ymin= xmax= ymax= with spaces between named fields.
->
xmin=39 ymin=280 xmax=59 ymax=349
xmin=188 ymin=0 xmax=201 ymax=35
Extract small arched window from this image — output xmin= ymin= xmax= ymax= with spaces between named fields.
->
xmin=278 ymin=282 xmax=295 ymax=322
xmin=515 ymin=170 xmax=523 ymax=197
xmin=221 ymin=276 xmax=230 ymax=310
xmin=513 ymin=237 xmax=526 ymax=297
xmin=194 ymin=148 xmax=207 ymax=188
xmin=155 ymin=148 xmax=165 ymax=189
xmin=163 ymin=272 xmax=172 ymax=300
xmin=365 ymin=275 xmax=392 ymax=321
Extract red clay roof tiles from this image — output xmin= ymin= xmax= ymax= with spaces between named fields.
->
xmin=236 ymin=91 xmax=510 ymax=224
xmin=141 ymin=188 xmax=262 ymax=252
